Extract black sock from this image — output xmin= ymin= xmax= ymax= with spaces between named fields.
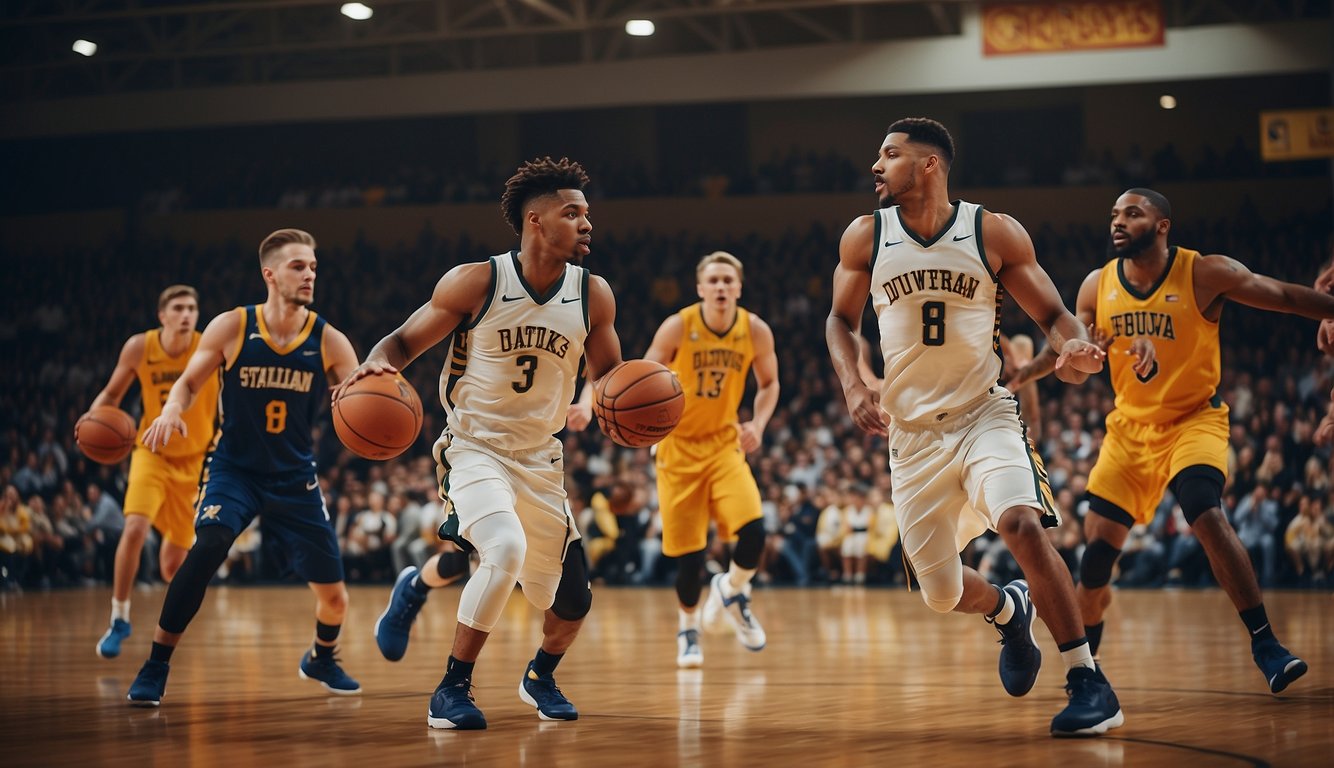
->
xmin=409 ymin=574 xmax=431 ymax=596
xmin=314 ymin=620 xmax=340 ymax=657
xmin=531 ymin=648 xmax=564 ymax=678
xmin=1086 ymin=622 xmax=1104 ymax=656
xmin=985 ymin=584 xmax=1006 ymax=620
xmin=1240 ymin=605 xmax=1275 ymax=644
xmin=150 ymin=641 xmax=175 ymax=664
xmin=443 ymin=655 xmax=475 ymax=685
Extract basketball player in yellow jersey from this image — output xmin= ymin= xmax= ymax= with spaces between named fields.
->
xmin=645 ymin=251 xmax=779 ymax=667
xmin=83 ymin=285 xmax=219 ymax=659
xmin=1012 ymin=188 xmax=1334 ymax=695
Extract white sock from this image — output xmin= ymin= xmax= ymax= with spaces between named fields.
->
xmin=111 ymin=599 xmax=131 ymax=623
xmin=679 ymin=607 xmax=699 ymax=632
xmin=726 ymin=564 xmax=756 ymax=594
xmin=991 ymin=589 xmax=1015 ymax=625
xmin=1061 ymin=642 xmax=1097 ymax=672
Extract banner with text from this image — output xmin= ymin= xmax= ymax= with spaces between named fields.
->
xmin=1260 ymin=109 xmax=1334 ymax=162
xmin=983 ymin=1 xmax=1165 ymax=56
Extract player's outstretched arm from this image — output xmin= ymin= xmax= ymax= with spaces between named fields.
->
xmin=585 ymin=275 xmax=626 ymax=385
xmin=88 ymin=334 xmax=145 ymax=410
xmin=335 ymin=262 xmax=489 ymax=398
xmin=143 ymin=310 xmax=236 ymax=451
xmin=988 ymin=211 xmax=1103 ymax=384
xmin=1200 ymin=254 xmax=1334 ymax=320
xmin=825 ymin=215 xmax=886 ymax=437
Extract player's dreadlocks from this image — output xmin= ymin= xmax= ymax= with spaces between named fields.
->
xmin=500 ymin=156 xmax=590 ymax=235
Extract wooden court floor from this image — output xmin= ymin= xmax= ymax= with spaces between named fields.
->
xmin=1 ymin=585 xmax=1330 ymax=767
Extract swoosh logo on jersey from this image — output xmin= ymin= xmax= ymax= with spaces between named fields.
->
xmin=560 ymin=296 xmax=580 ymax=304
xmin=306 ymin=479 xmax=319 ymax=490
xmin=249 ymin=333 xmax=264 ymax=340
xmin=952 ymin=234 xmax=973 ymax=241
xmin=884 ymin=240 xmax=904 ymax=247
xmin=501 ymin=294 xmax=525 ymax=302
xmin=302 ymin=350 xmax=320 ymax=356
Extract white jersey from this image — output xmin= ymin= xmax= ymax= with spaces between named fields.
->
xmin=440 ymin=251 xmax=589 ymax=451
xmin=869 ymin=200 xmax=1002 ymax=423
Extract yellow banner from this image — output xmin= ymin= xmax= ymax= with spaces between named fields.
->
xmin=1260 ymin=109 xmax=1334 ymax=161
xmin=983 ymin=1 xmax=1165 ymax=56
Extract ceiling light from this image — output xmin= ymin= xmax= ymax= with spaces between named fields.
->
xmin=1159 ymin=94 xmax=1177 ymax=110
xmin=72 ymin=39 xmax=97 ymax=56
xmin=341 ymin=3 xmax=373 ymax=21
xmin=625 ymin=19 xmax=655 ymax=37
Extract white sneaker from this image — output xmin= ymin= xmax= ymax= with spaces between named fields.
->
xmin=704 ymin=572 xmax=766 ymax=651
xmin=676 ymin=629 xmax=703 ymax=668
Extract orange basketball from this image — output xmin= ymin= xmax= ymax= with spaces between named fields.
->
xmin=333 ymin=373 xmax=423 ymax=460
xmin=75 ymin=406 xmax=138 ymax=465
xmin=593 ymin=359 xmax=684 ymax=448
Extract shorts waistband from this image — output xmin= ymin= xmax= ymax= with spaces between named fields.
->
xmin=891 ymin=388 xmax=1003 ymax=433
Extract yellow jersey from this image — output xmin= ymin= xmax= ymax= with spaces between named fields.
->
xmin=1095 ymin=246 xmax=1220 ymax=425
xmin=134 ymin=329 xmax=219 ymax=459
xmin=662 ymin=303 xmax=755 ymax=447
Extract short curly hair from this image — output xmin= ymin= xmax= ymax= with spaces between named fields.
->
xmin=886 ymin=117 xmax=955 ymax=167
xmin=500 ymin=156 xmax=590 ymax=235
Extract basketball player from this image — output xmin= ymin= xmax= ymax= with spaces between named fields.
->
xmin=84 ymin=286 xmax=218 ymax=659
xmin=1008 ymin=188 xmax=1334 ymax=695
xmin=345 ymin=157 xmax=623 ymax=730
xmin=641 ymin=251 xmax=779 ymax=668
xmin=826 ymin=118 xmax=1122 ymax=737
xmin=1312 ymin=259 xmax=1334 ymax=444
xmin=126 ymin=228 xmax=362 ymax=706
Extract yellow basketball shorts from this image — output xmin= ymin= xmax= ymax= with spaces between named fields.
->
xmin=655 ymin=434 xmax=762 ymax=558
xmin=124 ymin=448 xmax=206 ymax=549
xmin=1087 ymin=402 xmax=1229 ymax=525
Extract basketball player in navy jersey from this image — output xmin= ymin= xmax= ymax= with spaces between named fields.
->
xmin=826 ymin=118 xmax=1122 ymax=736
xmin=126 ymin=228 xmax=362 ymax=706
xmin=340 ymin=157 xmax=624 ymax=730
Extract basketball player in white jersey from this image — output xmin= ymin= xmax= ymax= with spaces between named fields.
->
xmin=826 ymin=118 xmax=1122 ymax=737
xmin=338 ymin=157 xmax=624 ymax=730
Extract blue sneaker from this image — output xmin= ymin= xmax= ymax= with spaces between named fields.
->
xmin=428 ymin=679 xmax=487 ymax=730
xmin=518 ymin=662 xmax=579 ymax=721
xmin=703 ymin=572 xmax=766 ymax=651
xmin=299 ymin=649 xmax=361 ymax=695
xmin=97 ymin=618 xmax=131 ymax=659
xmin=127 ymin=659 xmax=169 ymax=707
xmin=1050 ymin=666 xmax=1124 ymax=737
xmin=375 ymin=566 xmax=427 ymax=662
xmin=988 ymin=580 xmax=1041 ymax=697
xmin=1253 ymin=639 xmax=1308 ymax=694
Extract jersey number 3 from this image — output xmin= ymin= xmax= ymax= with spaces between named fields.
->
xmin=922 ymin=301 xmax=946 ymax=346
xmin=513 ymin=355 xmax=537 ymax=393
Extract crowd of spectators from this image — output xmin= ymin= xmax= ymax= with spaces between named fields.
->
xmin=3 ymin=190 xmax=1333 ymax=598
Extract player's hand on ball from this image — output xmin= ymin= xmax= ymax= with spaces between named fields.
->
xmin=333 ymin=360 xmax=399 ymax=403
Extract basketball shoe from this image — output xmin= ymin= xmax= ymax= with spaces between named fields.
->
xmin=1050 ymin=666 xmax=1124 ymax=737
xmin=429 ymin=679 xmax=487 ymax=730
xmin=987 ymin=579 xmax=1041 ymax=697
xmin=97 ymin=618 xmax=131 ymax=659
xmin=299 ymin=649 xmax=361 ymax=695
xmin=126 ymin=659 xmax=169 ymax=707
xmin=703 ymin=572 xmax=766 ymax=651
xmin=677 ymin=629 xmax=703 ymax=669
xmin=518 ymin=662 xmax=579 ymax=721
xmin=375 ymin=566 xmax=427 ymax=661
xmin=1252 ymin=638 xmax=1308 ymax=694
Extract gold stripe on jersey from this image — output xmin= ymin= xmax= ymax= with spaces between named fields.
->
xmin=256 ymin=306 xmax=317 ymax=355
xmin=135 ymin=329 xmax=218 ymax=459
xmin=1095 ymin=246 xmax=1220 ymax=425
xmin=663 ymin=303 xmax=755 ymax=443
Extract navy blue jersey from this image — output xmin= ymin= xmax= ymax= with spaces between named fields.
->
xmin=208 ymin=305 xmax=328 ymax=476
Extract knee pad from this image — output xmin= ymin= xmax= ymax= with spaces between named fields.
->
xmin=674 ymin=549 xmax=708 ymax=607
xmin=435 ymin=549 xmax=471 ymax=581
xmin=1079 ymin=538 xmax=1122 ymax=589
xmin=158 ymin=525 xmax=236 ymax=634
xmin=915 ymin=562 xmax=963 ymax=614
xmin=1171 ymin=467 xmax=1224 ymax=525
xmin=731 ymin=519 xmax=766 ymax=570
xmin=550 ymin=541 xmax=592 ymax=622
xmin=456 ymin=514 xmax=525 ymax=633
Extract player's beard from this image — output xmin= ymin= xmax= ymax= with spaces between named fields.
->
xmin=283 ymin=285 xmax=314 ymax=306
xmin=878 ymin=170 xmax=915 ymax=209
xmin=1106 ymin=228 xmax=1157 ymax=261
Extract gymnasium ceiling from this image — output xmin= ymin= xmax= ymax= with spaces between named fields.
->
xmin=3 ymin=0 xmax=1329 ymax=103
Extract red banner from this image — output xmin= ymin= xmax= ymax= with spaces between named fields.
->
xmin=983 ymin=1 xmax=1165 ymax=56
